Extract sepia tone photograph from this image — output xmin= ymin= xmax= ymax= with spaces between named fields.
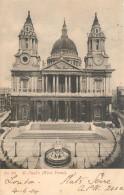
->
xmin=0 ymin=0 xmax=124 ymax=173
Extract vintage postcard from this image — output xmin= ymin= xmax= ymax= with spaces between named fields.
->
xmin=0 ymin=0 xmax=124 ymax=194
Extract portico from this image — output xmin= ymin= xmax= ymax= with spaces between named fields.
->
xmin=31 ymin=100 xmax=79 ymax=122
xmin=41 ymin=73 xmax=82 ymax=93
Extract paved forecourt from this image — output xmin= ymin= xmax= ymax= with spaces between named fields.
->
xmin=3 ymin=122 xmax=114 ymax=169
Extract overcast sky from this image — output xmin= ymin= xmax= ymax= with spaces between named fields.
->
xmin=0 ymin=0 xmax=124 ymax=89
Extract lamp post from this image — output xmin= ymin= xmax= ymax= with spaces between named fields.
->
xmin=98 ymin=143 xmax=101 ymax=158
xmin=14 ymin=142 xmax=17 ymax=157
xmin=84 ymin=157 xmax=86 ymax=169
xmin=39 ymin=142 xmax=41 ymax=157
xmin=26 ymin=157 xmax=28 ymax=169
xmin=74 ymin=142 xmax=77 ymax=157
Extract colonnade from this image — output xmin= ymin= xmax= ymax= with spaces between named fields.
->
xmin=11 ymin=74 xmax=111 ymax=95
xmin=30 ymin=100 xmax=83 ymax=122
xmin=41 ymin=74 xmax=81 ymax=93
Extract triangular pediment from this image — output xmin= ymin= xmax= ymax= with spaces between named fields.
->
xmin=42 ymin=60 xmax=82 ymax=72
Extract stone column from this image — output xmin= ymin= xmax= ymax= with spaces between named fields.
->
xmin=109 ymin=76 xmax=111 ymax=95
xmin=86 ymin=77 xmax=88 ymax=93
xmin=105 ymin=77 xmax=107 ymax=95
xmin=76 ymin=102 xmax=79 ymax=122
xmin=13 ymin=76 xmax=15 ymax=91
xmin=33 ymin=77 xmax=35 ymax=92
xmin=89 ymin=77 xmax=90 ymax=93
xmin=34 ymin=77 xmax=36 ymax=92
xmin=69 ymin=76 xmax=71 ymax=93
xmin=34 ymin=102 xmax=37 ymax=121
xmin=109 ymin=104 xmax=112 ymax=113
xmin=76 ymin=76 xmax=78 ymax=93
xmin=31 ymin=77 xmax=32 ymax=92
xmin=80 ymin=76 xmax=82 ymax=93
xmin=16 ymin=77 xmax=19 ymax=92
xmin=95 ymin=81 xmax=97 ymax=94
xmin=65 ymin=75 xmax=67 ymax=93
xmin=15 ymin=77 xmax=17 ymax=92
xmin=65 ymin=101 xmax=68 ymax=122
xmin=41 ymin=101 xmax=44 ymax=121
xmin=53 ymin=75 xmax=55 ymax=93
xmin=103 ymin=77 xmax=105 ymax=95
xmin=43 ymin=101 xmax=46 ymax=121
xmin=35 ymin=77 xmax=37 ymax=92
xmin=56 ymin=75 xmax=59 ymax=93
xmin=40 ymin=101 xmax=42 ymax=121
xmin=42 ymin=75 xmax=44 ymax=93
xmin=27 ymin=79 xmax=29 ymax=92
xmin=30 ymin=101 xmax=33 ymax=121
xmin=52 ymin=101 xmax=56 ymax=121
xmin=46 ymin=75 xmax=48 ymax=93
xmin=32 ymin=77 xmax=34 ymax=92
xmin=108 ymin=76 xmax=110 ymax=95
xmin=68 ymin=102 xmax=71 ymax=122
xmin=44 ymin=101 xmax=48 ymax=121
xmin=106 ymin=77 xmax=107 ymax=95
xmin=55 ymin=101 xmax=59 ymax=121
xmin=78 ymin=102 xmax=81 ymax=122
xmin=90 ymin=77 xmax=92 ymax=94
xmin=21 ymin=80 xmax=23 ymax=92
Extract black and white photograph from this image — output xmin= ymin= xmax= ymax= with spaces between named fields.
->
xmin=0 ymin=0 xmax=124 ymax=194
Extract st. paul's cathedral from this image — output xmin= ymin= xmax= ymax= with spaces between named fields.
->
xmin=11 ymin=12 xmax=114 ymax=122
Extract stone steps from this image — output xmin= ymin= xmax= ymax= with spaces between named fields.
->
xmin=30 ymin=123 xmax=90 ymax=131
xmin=14 ymin=132 xmax=105 ymax=140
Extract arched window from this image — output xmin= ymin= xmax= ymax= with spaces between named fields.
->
xmin=96 ymin=39 xmax=99 ymax=50
xmin=96 ymin=29 xmax=98 ymax=33
xmin=25 ymin=38 xmax=28 ymax=48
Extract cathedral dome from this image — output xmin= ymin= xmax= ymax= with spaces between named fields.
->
xmin=51 ymin=20 xmax=78 ymax=55
xmin=51 ymin=37 xmax=78 ymax=54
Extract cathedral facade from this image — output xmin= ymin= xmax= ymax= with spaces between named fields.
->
xmin=11 ymin=12 xmax=114 ymax=122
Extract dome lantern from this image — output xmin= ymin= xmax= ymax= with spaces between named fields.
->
xmin=61 ymin=19 xmax=68 ymax=38
xmin=51 ymin=20 xmax=78 ymax=55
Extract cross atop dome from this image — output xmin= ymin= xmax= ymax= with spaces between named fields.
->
xmin=61 ymin=19 xmax=68 ymax=38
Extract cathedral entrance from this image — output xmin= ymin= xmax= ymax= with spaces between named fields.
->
xmin=94 ymin=106 xmax=102 ymax=121
xmin=71 ymin=101 xmax=76 ymax=121
xmin=59 ymin=101 xmax=65 ymax=120
xmin=37 ymin=102 xmax=42 ymax=121
xmin=71 ymin=76 xmax=76 ymax=93
xmin=48 ymin=75 xmax=53 ymax=93
xmin=80 ymin=101 xmax=86 ymax=121
xmin=48 ymin=101 xmax=53 ymax=120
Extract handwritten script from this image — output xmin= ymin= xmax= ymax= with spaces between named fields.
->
xmin=60 ymin=172 xmax=124 ymax=192
xmin=3 ymin=171 xmax=124 ymax=194
xmin=4 ymin=174 xmax=39 ymax=194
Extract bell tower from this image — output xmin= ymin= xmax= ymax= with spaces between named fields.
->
xmin=13 ymin=11 xmax=40 ymax=69
xmin=84 ymin=13 xmax=110 ymax=69
xmin=19 ymin=11 xmax=38 ymax=54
